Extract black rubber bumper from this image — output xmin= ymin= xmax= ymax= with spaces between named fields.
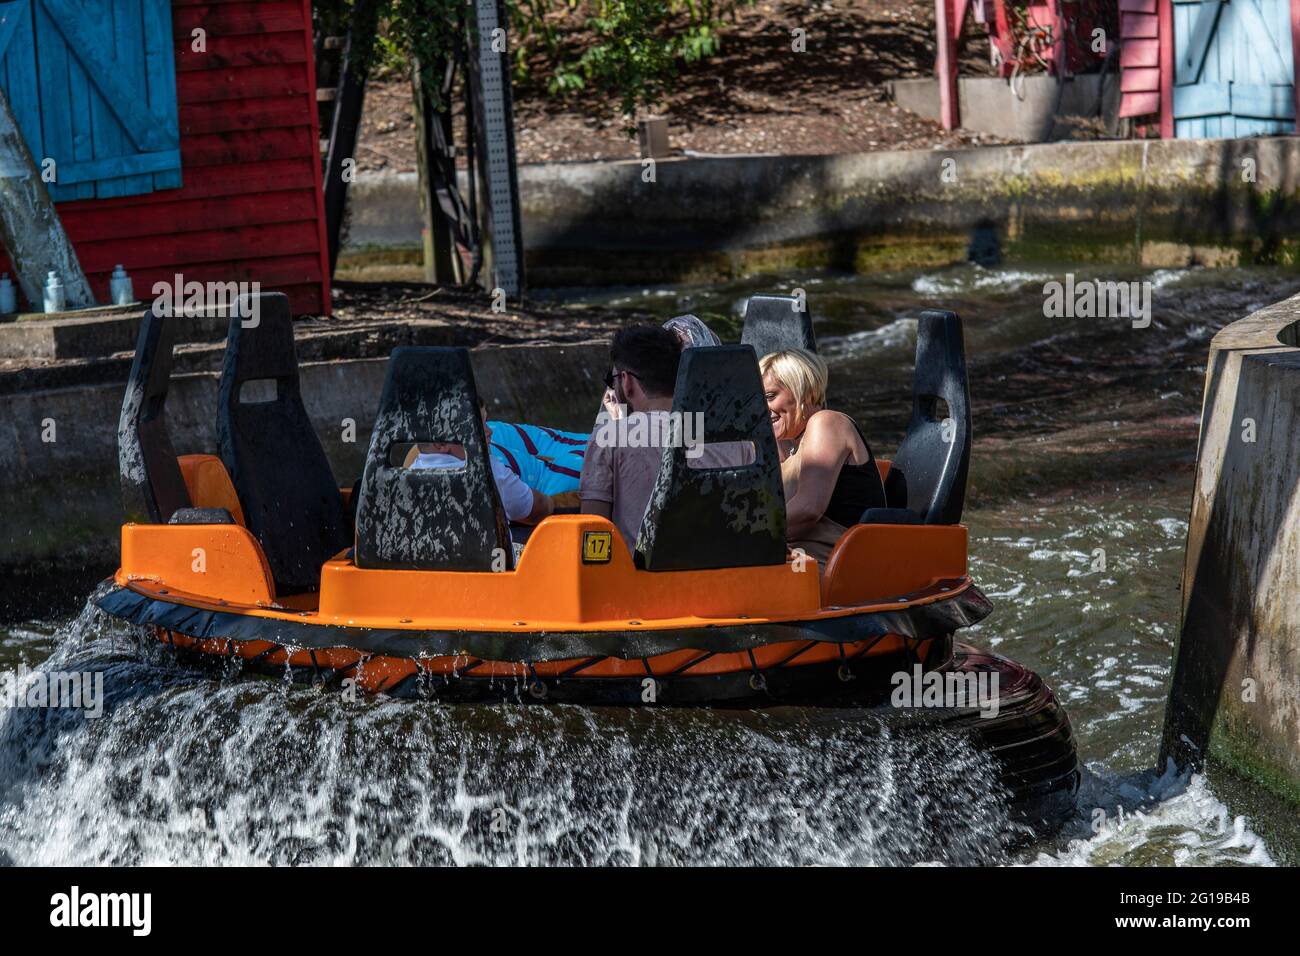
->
xmin=93 ymin=578 xmax=993 ymax=663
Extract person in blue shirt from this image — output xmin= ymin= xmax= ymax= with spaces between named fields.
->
xmin=484 ymin=421 xmax=587 ymax=495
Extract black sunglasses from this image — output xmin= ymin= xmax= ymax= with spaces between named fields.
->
xmin=603 ymin=367 xmax=640 ymax=389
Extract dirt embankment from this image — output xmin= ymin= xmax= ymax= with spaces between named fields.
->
xmin=355 ymin=0 xmax=1002 ymax=174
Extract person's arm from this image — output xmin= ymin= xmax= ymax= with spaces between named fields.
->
xmin=582 ymin=499 xmax=613 ymax=519
xmin=784 ymin=413 xmax=852 ymax=539
xmin=491 ymin=459 xmax=542 ymax=525
xmin=578 ymin=419 xmax=615 ymax=519
xmin=522 ymin=487 xmax=553 ymax=525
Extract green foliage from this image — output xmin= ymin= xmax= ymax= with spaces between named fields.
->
xmin=366 ymin=0 xmax=466 ymax=94
xmin=547 ymin=2 xmax=736 ymax=120
xmin=345 ymin=0 xmax=749 ymax=121
xmin=550 ymin=1 xmax=754 ymax=123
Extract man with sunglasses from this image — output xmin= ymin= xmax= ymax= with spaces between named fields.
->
xmin=579 ymin=324 xmax=684 ymax=554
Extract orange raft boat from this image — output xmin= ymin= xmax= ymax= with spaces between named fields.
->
xmin=94 ymin=292 xmax=1079 ymax=824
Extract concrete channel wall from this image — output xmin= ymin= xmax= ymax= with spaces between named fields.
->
xmin=1162 ymin=294 xmax=1300 ymax=806
xmin=345 ymin=136 xmax=1300 ymax=286
xmin=1 ymin=342 xmax=607 ymax=573
xmin=889 ymin=74 xmax=1120 ymax=143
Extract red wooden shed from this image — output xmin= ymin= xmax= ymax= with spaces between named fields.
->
xmin=0 ymin=0 xmax=331 ymax=316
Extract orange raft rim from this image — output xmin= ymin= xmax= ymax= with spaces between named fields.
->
xmin=94 ymin=514 xmax=992 ymax=702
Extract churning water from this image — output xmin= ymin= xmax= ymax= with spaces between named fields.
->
xmin=3 ymin=264 xmax=1297 ymax=865
xmin=1 ymin=606 xmax=1024 ymax=866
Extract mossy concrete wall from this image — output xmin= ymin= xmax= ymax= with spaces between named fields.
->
xmin=1162 ymin=294 xmax=1300 ymax=807
xmin=0 ymin=342 xmax=606 ymax=573
xmin=344 ymin=137 xmax=1300 ymax=285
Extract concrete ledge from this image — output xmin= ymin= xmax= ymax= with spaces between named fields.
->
xmin=890 ymin=74 xmax=1120 ymax=142
xmin=0 ymin=306 xmax=226 ymax=361
xmin=1162 ymin=292 xmax=1300 ymax=806
xmin=344 ymin=136 xmax=1300 ymax=286
xmin=0 ymin=341 xmax=607 ymax=572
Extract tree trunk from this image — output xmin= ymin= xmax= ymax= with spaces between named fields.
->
xmin=0 ymin=87 xmax=94 ymax=311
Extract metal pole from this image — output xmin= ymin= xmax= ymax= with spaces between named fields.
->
xmin=468 ymin=0 xmax=524 ymax=299
xmin=1159 ymin=0 xmax=1175 ymax=139
xmin=935 ymin=0 xmax=960 ymax=131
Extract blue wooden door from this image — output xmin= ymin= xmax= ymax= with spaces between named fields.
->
xmin=0 ymin=0 xmax=180 ymax=200
xmin=1173 ymin=0 xmax=1296 ymax=137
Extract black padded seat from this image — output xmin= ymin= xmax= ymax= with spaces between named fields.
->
xmin=635 ymin=345 xmax=787 ymax=571
xmin=863 ymin=310 xmax=971 ymax=525
xmin=169 ymin=507 xmax=235 ymax=525
xmin=217 ymin=292 xmax=350 ymax=592
xmin=354 ymin=347 xmax=513 ymax=571
xmin=740 ymin=293 xmax=818 ymax=357
xmin=118 ymin=305 xmax=192 ymax=523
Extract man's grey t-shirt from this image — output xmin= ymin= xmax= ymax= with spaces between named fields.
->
xmin=578 ymin=409 xmax=751 ymax=554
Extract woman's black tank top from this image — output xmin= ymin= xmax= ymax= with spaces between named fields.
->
xmin=823 ymin=420 xmax=887 ymax=527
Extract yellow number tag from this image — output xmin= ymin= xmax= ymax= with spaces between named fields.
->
xmin=582 ymin=531 xmax=612 ymax=564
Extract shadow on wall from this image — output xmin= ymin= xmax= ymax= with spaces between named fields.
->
xmin=518 ymin=152 xmax=1015 ymax=285
xmin=518 ymin=142 xmax=1300 ymax=286
xmin=1189 ymin=138 xmax=1300 ymax=259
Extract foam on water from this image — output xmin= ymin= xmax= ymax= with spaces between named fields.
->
xmin=0 ymin=604 xmax=1023 ymax=866
xmin=910 ymin=267 xmax=1055 ymax=297
xmin=0 ymin=595 xmax=1275 ymax=866
xmin=819 ymin=317 xmax=918 ymax=356
xmin=1030 ymin=765 xmax=1275 ymax=867
xmin=959 ymin=492 xmax=1280 ymax=863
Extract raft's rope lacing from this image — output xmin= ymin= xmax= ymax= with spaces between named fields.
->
xmin=247 ymin=643 xmax=283 ymax=666
xmin=336 ymin=654 xmax=371 ymax=676
xmin=669 ymin=651 xmax=714 ymax=675
xmin=154 ymin=626 xmax=949 ymax=697
xmin=560 ymin=656 xmax=606 ymax=677
xmin=777 ymin=641 xmax=819 ymax=667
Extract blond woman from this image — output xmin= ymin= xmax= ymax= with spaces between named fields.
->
xmin=760 ymin=348 xmax=886 ymax=565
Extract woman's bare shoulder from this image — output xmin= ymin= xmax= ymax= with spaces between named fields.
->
xmin=804 ymin=408 xmax=857 ymax=439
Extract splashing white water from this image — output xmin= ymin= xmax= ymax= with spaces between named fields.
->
xmin=1028 ymin=765 xmax=1275 ymax=867
xmin=0 ymin=583 xmax=1281 ymax=867
xmin=1 ymin=603 xmax=1022 ymax=866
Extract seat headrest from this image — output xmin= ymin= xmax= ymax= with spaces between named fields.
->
xmin=223 ymin=292 xmax=297 ymax=386
xmin=354 ymin=347 xmax=514 ymax=571
xmin=740 ymin=293 xmax=817 ymax=358
xmin=216 ymin=290 xmax=349 ymax=592
xmin=635 ymin=345 xmax=787 ymax=571
xmin=884 ymin=309 xmax=971 ymax=525
xmin=118 ymin=305 xmax=191 ymax=523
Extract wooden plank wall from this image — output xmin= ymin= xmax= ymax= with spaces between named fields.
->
xmin=1119 ymin=0 xmax=1161 ymax=119
xmin=0 ymin=0 xmax=330 ymax=316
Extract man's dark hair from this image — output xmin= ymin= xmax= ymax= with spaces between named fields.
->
xmin=611 ymin=324 xmax=682 ymax=398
